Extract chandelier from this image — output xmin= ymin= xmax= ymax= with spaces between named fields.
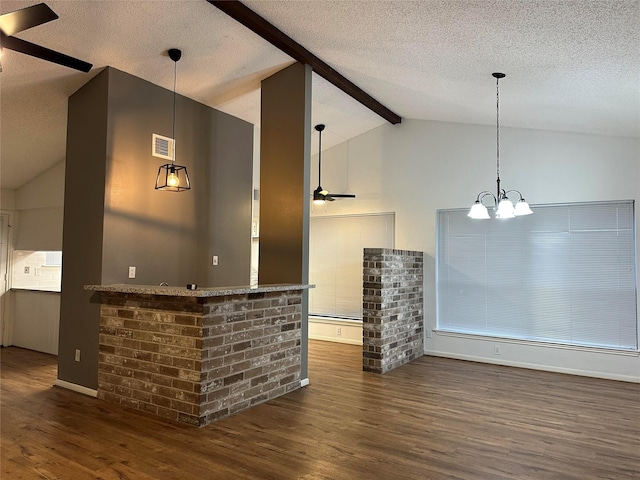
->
xmin=468 ymin=73 xmax=532 ymax=219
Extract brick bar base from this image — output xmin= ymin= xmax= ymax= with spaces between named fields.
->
xmin=363 ymin=248 xmax=424 ymax=374
xmin=97 ymin=290 xmax=302 ymax=426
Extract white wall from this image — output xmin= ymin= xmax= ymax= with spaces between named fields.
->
xmin=4 ymin=161 xmax=65 ymax=353
xmin=251 ymin=126 xmax=261 ymax=286
xmin=309 ymin=316 xmax=362 ymax=345
xmin=15 ymin=161 xmax=65 ymax=250
xmin=11 ymin=290 xmax=60 ymax=355
xmin=1 ymin=189 xmax=16 ymax=211
xmin=315 ymin=119 xmax=640 ymax=382
xmin=0 ymin=205 xmax=16 ymax=347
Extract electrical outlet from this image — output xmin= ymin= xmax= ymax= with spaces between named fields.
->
xmin=128 ymin=266 xmax=136 ymax=278
xmin=336 ymin=327 xmax=342 ymax=336
xmin=75 ymin=349 xmax=81 ymax=362
xmin=494 ymin=345 xmax=501 ymax=355
xmin=212 ymin=256 xmax=219 ymax=266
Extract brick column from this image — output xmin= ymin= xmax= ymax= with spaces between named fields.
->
xmin=363 ymin=248 xmax=424 ymax=373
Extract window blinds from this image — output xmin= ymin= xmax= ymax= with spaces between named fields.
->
xmin=437 ymin=201 xmax=637 ymax=350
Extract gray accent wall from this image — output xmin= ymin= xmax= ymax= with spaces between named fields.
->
xmin=259 ymin=63 xmax=312 ymax=379
xmin=59 ymin=67 xmax=253 ymax=389
xmin=59 ymin=69 xmax=109 ymax=388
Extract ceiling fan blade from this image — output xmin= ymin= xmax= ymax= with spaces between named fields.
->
xmin=0 ymin=3 xmax=57 ymax=36
xmin=327 ymin=193 xmax=356 ymax=199
xmin=1 ymin=33 xmax=92 ymax=72
xmin=325 ymin=195 xmax=336 ymax=202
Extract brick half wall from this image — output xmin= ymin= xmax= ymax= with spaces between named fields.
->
xmin=363 ymin=248 xmax=424 ymax=373
xmin=97 ymin=290 xmax=302 ymax=426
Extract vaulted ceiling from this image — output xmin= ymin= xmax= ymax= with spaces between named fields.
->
xmin=1 ymin=0 xmax=638 ymax=190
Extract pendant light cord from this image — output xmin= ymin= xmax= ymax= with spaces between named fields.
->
xmin=496 ymin=75 xmax=500 ymax=195
xmin=172 ymin=59 xmax=177 ymax=163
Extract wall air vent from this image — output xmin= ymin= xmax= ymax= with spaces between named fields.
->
xmin=152 ymin=133 xmax=174 ymax=160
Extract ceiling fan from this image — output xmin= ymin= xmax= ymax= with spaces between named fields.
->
xmin=312 ymin=124 xmax=356 ymax=204
xmin=0 ymin=3 xmax=92 ymax=72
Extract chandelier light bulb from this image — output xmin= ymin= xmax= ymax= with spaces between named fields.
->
xmin=496 ymin=198 xmax=516 ymax=218
xmin=514 ymin=199 xmax=533 ymax=216
xmin=468 ymin=201 xmax=490 ymax=219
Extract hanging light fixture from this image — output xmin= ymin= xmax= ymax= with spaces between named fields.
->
xmin=155 ymin=48 xmax=191 ymax=192
xmin=468 ymin=73 xmax=532 ymax=219
xmin=312 ymin=124 xmax=355 ymax=204
xmin=313 ymin=124 xmax=328 ymax=205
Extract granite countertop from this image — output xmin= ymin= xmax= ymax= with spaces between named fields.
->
xmin=11 ymin=287 xmax=61 ymax=294
xmin=84 ymin=283 xmax=314 ymax=297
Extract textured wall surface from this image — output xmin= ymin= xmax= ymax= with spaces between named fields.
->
xmin=97 ymin=290 xmax=302 ymax=426
xmin=363 ymin=248 xmax=424 ymax=374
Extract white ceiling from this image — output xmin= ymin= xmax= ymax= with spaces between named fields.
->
xmin=1 ymin=0 xmax=638 ymax=190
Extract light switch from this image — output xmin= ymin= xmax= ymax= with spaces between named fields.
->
xmin=212 ymin=256 xmax=219 ymax=266
xmin=128 ymin=266 xmax=136 ymax=278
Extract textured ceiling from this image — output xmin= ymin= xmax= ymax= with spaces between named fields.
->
xmin=1 ymin=0 xmax=638 ymax=190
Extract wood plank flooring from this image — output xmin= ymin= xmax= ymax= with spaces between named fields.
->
xmin=1 ymin=341 xmax=639 ymax=479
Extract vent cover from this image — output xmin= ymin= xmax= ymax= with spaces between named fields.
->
xmin=152 ymin=133 xmax=174 ymax=160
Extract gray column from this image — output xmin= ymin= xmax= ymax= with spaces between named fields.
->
xmin=259 ymin=63 xmax=312 ymax=379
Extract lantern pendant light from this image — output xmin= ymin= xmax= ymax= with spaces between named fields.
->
xmin=468 ymin=73 xmax=532 ymax=219
xmin=155 ymin=48 xmax=191 ymax=192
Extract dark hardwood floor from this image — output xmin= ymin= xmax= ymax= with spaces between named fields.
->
xmin=1 ymin=341 xmax=639 ymax=479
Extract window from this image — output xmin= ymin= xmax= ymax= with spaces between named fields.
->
xmin=310 ymin=213 xmax=394 ymax=319
xmin=11 ymin=250 xmax=63 ymax=292
xmin=44 ymin=251 xmax=62 ymax=266
xmin=437 ymin=201 xmax=637 ymax=350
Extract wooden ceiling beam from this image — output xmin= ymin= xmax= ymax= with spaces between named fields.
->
xmin=207 ymin=0 xmax=402 ymax=125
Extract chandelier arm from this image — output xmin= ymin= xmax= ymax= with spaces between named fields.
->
xmin=476 ymin=191 xmax=497 ymax=207
xmin=503 ymin=189 xmax=525 ymax=201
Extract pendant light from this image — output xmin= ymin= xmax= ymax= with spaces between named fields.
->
xmin=155 ymin=48 xmax=191 ymax=192
xmin=468 ymin=73 xmax=532 ymax=219
xmin=312 ymin=124 xmax=355 ymax=204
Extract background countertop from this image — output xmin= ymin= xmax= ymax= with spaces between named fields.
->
xmin=84 ymin=283 xmax=314 ymax=297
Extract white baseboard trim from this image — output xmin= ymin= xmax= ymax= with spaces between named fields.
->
xmin=425 ymin=351 xmax=640 ymax=383
xmin=308 ymin=334 xmax=361 ymax=345
xmin=300 ymin=378 xmax=310 ymax=387
xmin=54 ymin=379 xmax=98 ymax=397
xmin=308 ymin=316 xmax=362 ymax=325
